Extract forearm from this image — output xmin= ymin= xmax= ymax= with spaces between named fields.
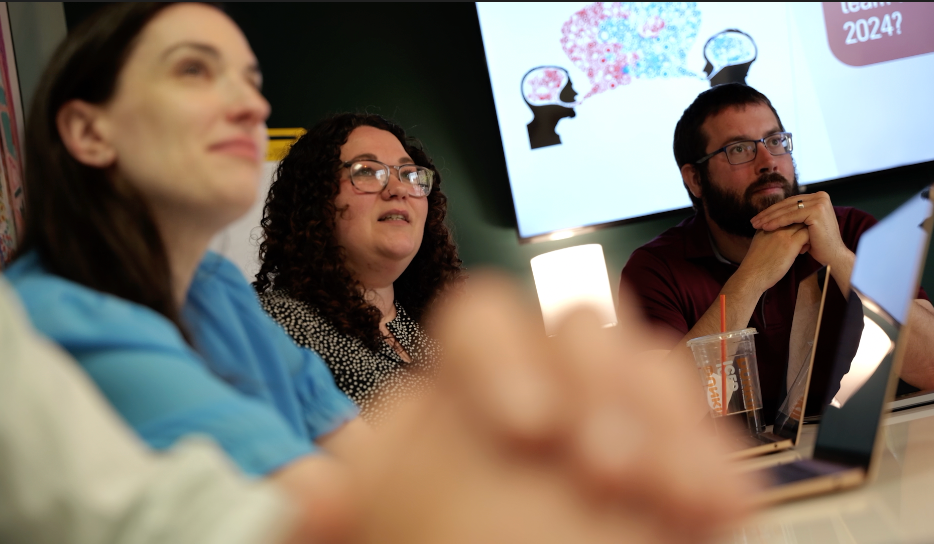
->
xmin=826 ymin=248 xmax=855 ymax=298
xmin=317 ymin=417 xmax=373 ymax=461
xmin=899 ymin=299 xmax=934 ymax=390
xmin=669 ymin=272 xmax=763 ymax=363
xmin=266 ymin=418 xmax=374 ymax=543
xmin=0 ymin=302 xmax=292 ymax=544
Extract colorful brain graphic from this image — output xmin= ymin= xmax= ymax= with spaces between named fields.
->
xmin=522 ymin=67 xmax=572 ymax=106
xmin=704 ymin=30 xmax=757 ymax=76
xmin=560 ymin=2 xmax=702 ymax=101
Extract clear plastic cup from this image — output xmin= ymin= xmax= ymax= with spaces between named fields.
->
xmin=686 ymin=328 xmax=764 ymax=434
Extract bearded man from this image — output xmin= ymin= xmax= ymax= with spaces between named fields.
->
xmin=620 ymin=83 xmax=934 ymax=422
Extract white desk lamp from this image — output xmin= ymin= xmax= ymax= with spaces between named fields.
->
xmin=530 ymin=244 xmax=618 ymax=336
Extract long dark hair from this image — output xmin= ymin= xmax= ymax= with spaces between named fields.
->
xmin=253 ymin=113 xmax=465 ymax=350
xmin=20 ymin=3 xmax=187 ymax=333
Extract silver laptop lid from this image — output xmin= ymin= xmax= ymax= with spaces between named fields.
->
xmin=774 ymin=266 xmax=829 ymax=440
xmin=812 ymin=187 xmax=933 ymax=469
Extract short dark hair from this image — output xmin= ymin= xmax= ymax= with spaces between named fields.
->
xmin=672 ymin=83 xmax=784 ymax=211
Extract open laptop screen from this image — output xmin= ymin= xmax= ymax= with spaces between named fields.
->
xmin=812 ymin=188 xmax=932 ymax=468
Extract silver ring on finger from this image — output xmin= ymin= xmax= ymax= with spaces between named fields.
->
xmin=797 ymin=200 xmax=804 ymax=209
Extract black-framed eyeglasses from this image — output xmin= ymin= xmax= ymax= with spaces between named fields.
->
xmin=695 ymin=132 xmax=793 ymax=166
xmin=342 ymin=159 xmax=433 ymax=197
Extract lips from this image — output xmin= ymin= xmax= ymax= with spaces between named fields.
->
xmin=378 ymin=209 xmax=410 ymax=222
xmin=745 ymin=173 xmax=791 ymax=199
xmin=209 ymin=137 xmax=261 ymax=162
xmin=752 ymin=182 xmax=785 ymax=193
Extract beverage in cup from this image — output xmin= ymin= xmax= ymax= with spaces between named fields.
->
xmin=686 ymin=328 xmax=764 ymax=434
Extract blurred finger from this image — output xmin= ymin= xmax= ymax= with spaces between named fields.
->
xmin=430 ymin=272 xmax=568 ymax=444
xmin=552 ymin=309 xmax=732 ymax=518
xmin=551 ymin=309 xmax=647 ymax=485
xmin=555 ymin=315 xmax=706 ymax=542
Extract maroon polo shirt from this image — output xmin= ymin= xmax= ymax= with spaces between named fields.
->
xmin=620 ymin=207 xmax=881 ymax=422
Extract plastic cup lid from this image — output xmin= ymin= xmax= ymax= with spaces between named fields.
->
xmin=685 ymin=327 xmax=758 ymax=347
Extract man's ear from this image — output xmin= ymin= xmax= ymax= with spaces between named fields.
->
xmin=56 ymin=100 xmax=116 ymax=168
xmin=680 ymin=163 xmax=702 ymax=199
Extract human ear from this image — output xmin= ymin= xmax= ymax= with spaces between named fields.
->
xmin=680 ymin=163 xmax=702 ymax=199
xmin=56 ymin=100 xmax=116 ymax=168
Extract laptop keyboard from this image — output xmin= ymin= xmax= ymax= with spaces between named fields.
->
xmin=770 ymin=458 xmax=852 ymax=484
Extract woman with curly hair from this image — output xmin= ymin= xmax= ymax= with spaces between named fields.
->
xmin=4 ymin=4 xmax=752 ymax=541
xmin=254 ymin=113 xmax=465 ymax=423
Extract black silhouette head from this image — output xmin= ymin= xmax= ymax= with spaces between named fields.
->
xmin=702 ymin=29 xmax=757 ymax=87
xmin=522 ymin=66 xmax=578 ymax=149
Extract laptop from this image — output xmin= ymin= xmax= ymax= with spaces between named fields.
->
xmin=725 ymin=265 xmax=831 ymax=460
xmin=751 ymin=186 xmax=933 ymax=504
xmin=890 ymin=388 xmax=934 ymax=411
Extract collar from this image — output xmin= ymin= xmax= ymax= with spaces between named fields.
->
xmin=707 ymin=232 xmax=738 ymax=266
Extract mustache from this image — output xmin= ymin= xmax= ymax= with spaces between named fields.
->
xmin=744 ymin=172 xmax=792 ymax=199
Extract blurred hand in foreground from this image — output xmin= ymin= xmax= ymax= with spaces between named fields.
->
xmin=338 ymin=273 xmax=760 ymax=544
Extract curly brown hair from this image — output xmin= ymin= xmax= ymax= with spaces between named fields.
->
xmin=254 ymin=113 xmax=465 ymax=350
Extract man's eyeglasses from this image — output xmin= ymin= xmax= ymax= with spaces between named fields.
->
xmin=343 ymin=160 xmax=433 ymax=197
xmin=695 ymin=132 xmax=793 ymax=166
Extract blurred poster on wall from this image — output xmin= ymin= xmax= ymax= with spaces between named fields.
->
xmin=477 ymin=2 xmax=934 ymax=241
xmin=0 ymin=3 xmax=25 ymax=268
xmin=208 ymin=129 xmax=305 ymax=281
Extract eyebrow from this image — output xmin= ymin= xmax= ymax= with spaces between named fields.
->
xmin=161 ymin=41 xmax=220 ymax=60
xmin=161 ymin=41 xmax=262 ymax=80
xmin=346 ymin=153 xmax=416 ymax=164
xmin=716 ymin=126 xmax=783 ymax=148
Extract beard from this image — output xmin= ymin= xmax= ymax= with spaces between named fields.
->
xmin=700 ymin=169 xmax=800 ymax=238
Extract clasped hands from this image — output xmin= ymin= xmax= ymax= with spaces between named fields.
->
xmin=347 ymin=276 xmax=759 ymax=544
xmin=742 ymin=191 xmax=852 ymax=292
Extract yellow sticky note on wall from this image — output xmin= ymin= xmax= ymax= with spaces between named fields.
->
xmin=267 ymin=128 xmax=306 ymax=162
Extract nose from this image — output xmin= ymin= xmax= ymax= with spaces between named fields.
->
xmin=381 ymin=170 xmax=408 ymax=199
xmin=227 ymin=78 xmax=271 ymax=128
xmin=752 ymin=141 xmax=779 ymax=174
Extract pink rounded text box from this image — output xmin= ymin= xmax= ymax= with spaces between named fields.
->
xmin=823 ymin=2 xmax=934 ymax=67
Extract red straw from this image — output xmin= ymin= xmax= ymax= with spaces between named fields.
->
xmin=720 ymin=294 xmax=727 ymax=417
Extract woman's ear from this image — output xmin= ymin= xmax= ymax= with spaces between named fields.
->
xmin=680 ymin=163 xmax=702 ymax=199
xmin=56 ymin=100 xmax=116 ymax=168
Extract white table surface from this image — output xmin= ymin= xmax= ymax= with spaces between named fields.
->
xmin=725 ymin=403 xmax=934 ymax=544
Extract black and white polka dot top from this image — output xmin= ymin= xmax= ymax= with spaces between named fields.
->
xmin=259 ymin=289 xmax=439 ymax=425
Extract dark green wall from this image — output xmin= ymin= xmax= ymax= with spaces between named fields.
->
xmin=65 ymin=3 xmax=934 ymax=309
xmin=224 ymin=3 xmax=934 ymax=300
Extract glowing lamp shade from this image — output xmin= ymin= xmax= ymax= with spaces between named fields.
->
xmin=830 ymin=316 xmax=894 ymax=409
xmin=530 ymin=244 xmax=618 ymax=336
